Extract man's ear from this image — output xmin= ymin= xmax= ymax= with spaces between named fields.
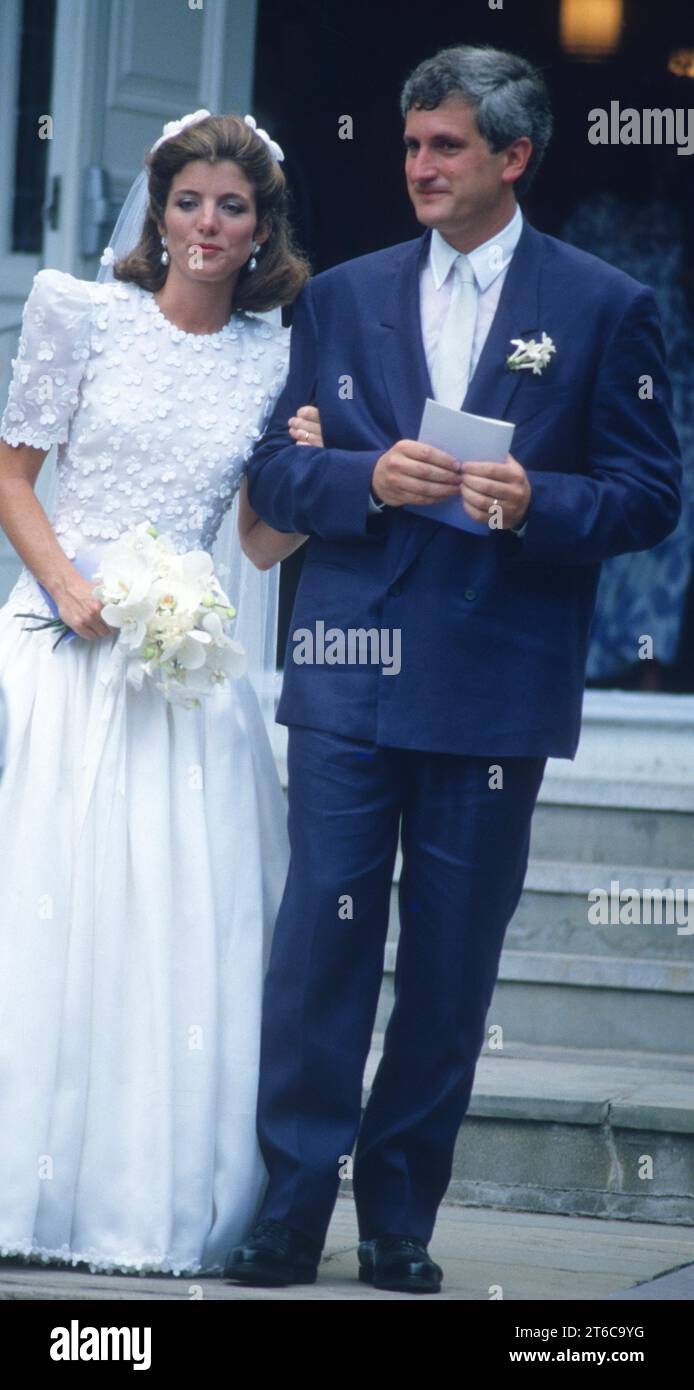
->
xmin=501 ymin=136 xmax=532 ymax=186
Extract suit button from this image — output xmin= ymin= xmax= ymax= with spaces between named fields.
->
xmin=388 ymin=582 xmax=402 ymax=596
xmin=464 ymin=588 xmax=477 ymax=601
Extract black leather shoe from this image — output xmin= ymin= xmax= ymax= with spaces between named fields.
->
xmin=358 ymin=1234 xmax=443 ymax=1293
xmin=224 ymin=1218 xmax=321 ymax=1286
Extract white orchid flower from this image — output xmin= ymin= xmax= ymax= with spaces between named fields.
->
xmin=200 ymin=610 xmax=226 ymax=642
xmin=209 ymin=638 xmax=247 ymax=680
xmin=168 ymin=629 xmax=213 ymax=670
xmin=179 ymin=549 xmax=215 ymax=586
xmin=100 ymin=595 xmax=158 ymax=650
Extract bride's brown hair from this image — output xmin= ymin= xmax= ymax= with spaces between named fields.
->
xmin=113 ymin=113 xmax=310 ymax=312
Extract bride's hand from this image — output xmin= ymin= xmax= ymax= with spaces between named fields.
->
xmin=288 ymin=404 xmax=323 ymax=447
xmin=53 ymin=571 xmax=116 ymax=641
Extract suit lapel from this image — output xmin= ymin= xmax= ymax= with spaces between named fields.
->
xmin=377 ymin=216 xmax=546 ymax=581
xmin=376 ymin=231 xmax=433 ymax=442
xmin=462 ymin=217 xmax=544 ymax=420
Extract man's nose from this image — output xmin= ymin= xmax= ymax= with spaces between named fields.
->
xmin=410 ymin=149 xmax=438 ymax=181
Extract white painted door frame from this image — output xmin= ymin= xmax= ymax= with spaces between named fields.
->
xmin=1 ymin=0 xmax=259 ymax=598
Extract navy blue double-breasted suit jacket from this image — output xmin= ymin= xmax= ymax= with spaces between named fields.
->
xmin=246 ymin=216 xmax=682 ymax=758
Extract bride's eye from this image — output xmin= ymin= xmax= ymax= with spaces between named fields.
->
xmin=174 ymin=197 xmax=245 ymax=214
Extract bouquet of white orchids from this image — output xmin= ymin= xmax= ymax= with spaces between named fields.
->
xmin=17 ymin=522 xmax=246 ymax=707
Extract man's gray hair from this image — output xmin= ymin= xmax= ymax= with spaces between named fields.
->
xmin=399 ymin=45 xmax=553 ymax=196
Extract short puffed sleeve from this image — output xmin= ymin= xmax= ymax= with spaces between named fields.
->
xmin=0 ymin=268 xmax=93 ymax=450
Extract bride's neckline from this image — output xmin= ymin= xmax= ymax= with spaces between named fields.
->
xmin=143 ymin=286 xmax=237 ymax=342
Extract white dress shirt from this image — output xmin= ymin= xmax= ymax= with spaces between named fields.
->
xmin=369 ymin=203 xmax=525 ymax=529
xmin=420 ymin=201 xmax=523 ymax=384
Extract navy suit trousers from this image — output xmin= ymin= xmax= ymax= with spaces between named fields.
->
xmin=254 ymin=725 xmax=547 ymax=1248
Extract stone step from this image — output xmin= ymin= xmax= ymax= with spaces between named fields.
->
xmin=530 ymin=784 xmax=694 ymax=869
xmin=362 ymin=1037 xmax=694 ymax=1224
xmin=549 ymin=689 xmax=694 ymax=785
xmin=376 ymin=943 xmax=694 ymax=1053
xmin=388 ymin=857 xmax=694 ymax=960
xmin=508 ymin=859 xmax=694 ymax=959
xmin=490 ymin=950 xmax=694 ymax=1054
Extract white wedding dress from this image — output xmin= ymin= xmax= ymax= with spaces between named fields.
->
xmin=0 ymin=268 xmax=292 ymax=1275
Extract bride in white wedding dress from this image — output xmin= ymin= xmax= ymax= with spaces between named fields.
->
xmin=0 ymin=111 xmax=319 ymax=1275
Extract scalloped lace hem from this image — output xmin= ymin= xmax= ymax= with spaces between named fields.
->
xmin=0 ymin=1237 xmax=224 ymax=1278
xmin=0 ymin=427 xmax=69 ymax=451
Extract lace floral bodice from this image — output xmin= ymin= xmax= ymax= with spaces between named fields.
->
xmin=0 ymin=268 xmax=290 ymax=562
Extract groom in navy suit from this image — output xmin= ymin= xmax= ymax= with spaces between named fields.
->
xmin=226 ymin=45 xmax=681 ymax=1292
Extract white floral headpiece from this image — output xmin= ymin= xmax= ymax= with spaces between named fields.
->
xmin=150 ymin=108 xmax=212 ymax=153
xmin=243 ymin=114 xmax=284 ymax=163
xmin=148 ymin=108 xmax=284 ymax=163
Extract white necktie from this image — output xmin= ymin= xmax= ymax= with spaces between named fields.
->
xmin=431 ymin=255 xmax=477 ymax=410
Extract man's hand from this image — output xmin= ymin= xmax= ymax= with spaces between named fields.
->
xmin=371 ymin=441 xmax=463 ymax=507
xmin=460 ymin=454 xmax=531 ymax=529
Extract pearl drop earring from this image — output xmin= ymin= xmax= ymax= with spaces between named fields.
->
xmin=160 ymin=235 xmax=169 ymax=266
xmin=248 ymin=240 xmax=261 ymax=272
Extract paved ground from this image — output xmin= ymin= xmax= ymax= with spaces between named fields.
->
xmin=1 ymin=1197 xmax=693 ymax=1300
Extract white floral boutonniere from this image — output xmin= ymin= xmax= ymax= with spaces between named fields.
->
xmin=506 ymin=332 xmax=556 ymax=376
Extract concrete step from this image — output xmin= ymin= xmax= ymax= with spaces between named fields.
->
xmin=530 ymin=784 xmax=694 ymax=869
xmin=547 ymin=689 xmax=694 ymax=785
xmin=505 ymin=859 xmax=694 ymax=961
xmin=363 ymin=1036 xmax=694 ymax=1224
xmin=489 ymin=950 xmax=694 ymax=1054
xmin=376 ymin=942 xmax=694 ymax=1053
xmin=387 ymin=856 xmax=694 ymax=960
xmin=532 ymin=690 xmax=694 ymax=866
xmin=382 ymin=850 xmax=694 ymax=1050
